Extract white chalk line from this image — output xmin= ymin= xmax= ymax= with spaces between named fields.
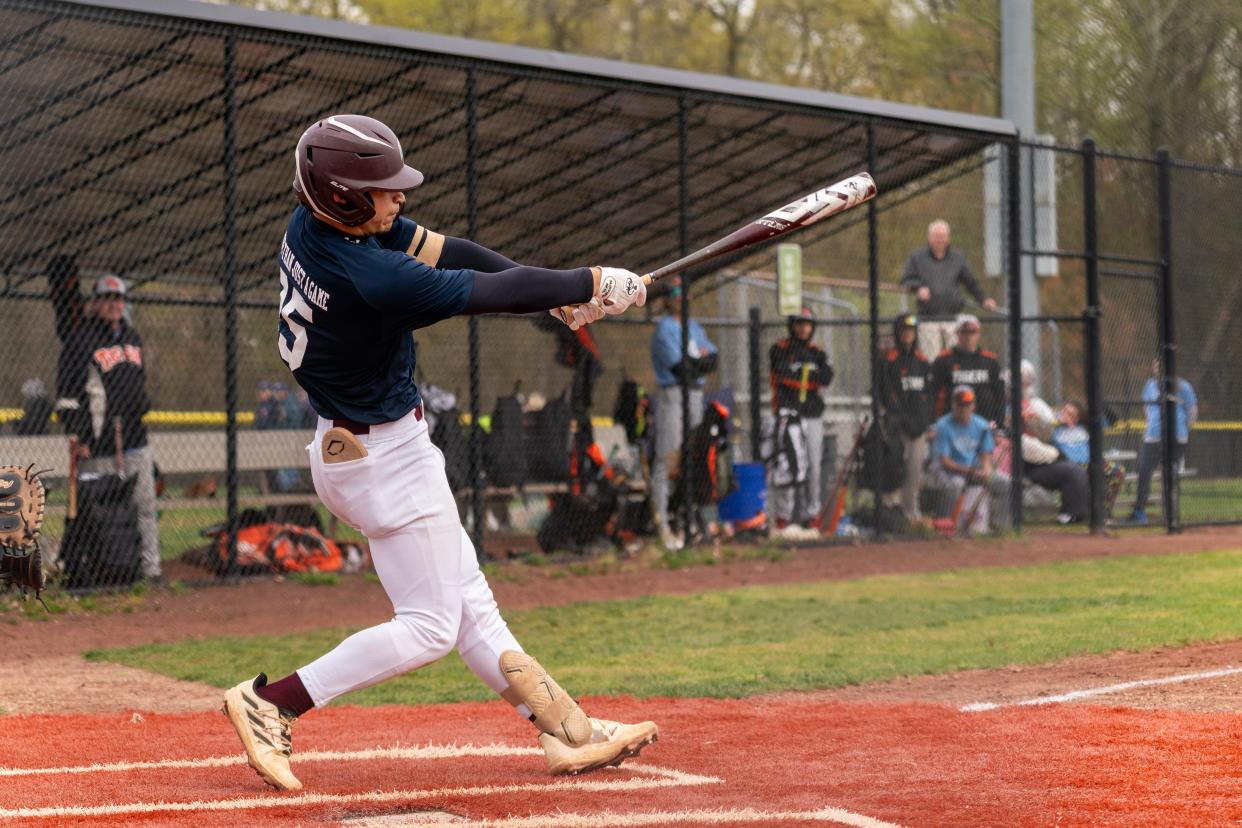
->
xmin=960 ymin=665 xmax=1242 ymax=712
xmin=0 ymin=765 xmax=722 ymax=820
xmin=362 ymin=805 xmax=905 ymax=828
xmin=0 ymin=743 xmax=541 ymax=778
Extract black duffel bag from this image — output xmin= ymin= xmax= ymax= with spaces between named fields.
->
xmin=857 ymin=419 xmax=906 ymax=495
xmin=60 ymin=473 xmax=140 ymax=590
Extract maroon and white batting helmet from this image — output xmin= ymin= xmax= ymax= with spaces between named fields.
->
xmin=292 ymin=114 xmax=423 ymax=227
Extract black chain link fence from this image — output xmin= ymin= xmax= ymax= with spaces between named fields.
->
xmin=1 ymin=1 xmax=1238 ymax=592
xmin=1168 ymin=161 xmax=1242 ymax=526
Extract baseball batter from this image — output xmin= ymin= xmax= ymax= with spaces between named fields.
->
xmin=222 ymin=114 xmax=655 ymax=792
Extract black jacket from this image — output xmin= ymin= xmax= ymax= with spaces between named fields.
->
xmin=876 ymin=346 xmax=933 ymax=437
xmin=930 ymin=346 xmax=1004 ymax=423
xmin=57 ymin=317 xmax=151 ymax=455
xmin=899 ymin=246 xmax=986 ymax=318
xmin=769 ymin=337 xmax=833 ymax=418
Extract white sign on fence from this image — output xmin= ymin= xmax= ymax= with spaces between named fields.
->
xmin=777 ymin=243 xmax=803 ymax=315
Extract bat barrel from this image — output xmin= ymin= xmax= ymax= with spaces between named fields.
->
xmin=644 ymin=171 xmax=877 ymax=285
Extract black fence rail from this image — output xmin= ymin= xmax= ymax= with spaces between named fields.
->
xmin=0 ymin=0 xmax=1237 ymax=591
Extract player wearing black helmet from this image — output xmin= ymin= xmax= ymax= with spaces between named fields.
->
xmin=768 ymin=305 xmax=833 ymax=527
xmin=876 ymin=313 xmax=934 ymax=522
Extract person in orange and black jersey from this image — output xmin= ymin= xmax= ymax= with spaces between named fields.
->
xmin=875 ymin=313 xmax=934 ymax=523
xmin=768 ymin=305 xmax=834 ymax=528
xmin=49 ymin=262 xmax=160 ymax=582
xmin=930 ymin=314 xmax=1004 ymax=424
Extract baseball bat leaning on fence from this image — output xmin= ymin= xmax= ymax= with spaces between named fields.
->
xmin=957 ymin=433 xmax=1009 ymax=537
xmin=816 ymin=416 xmax=870 ymax=536
xmin=113 ymin=417 xmax=124 ymax=476
xmin=557 ymin=172 xmax=877 ymax=324
xmin=67 ymin=435 xmax=78 ymax=521
xmin=945 ymin=441 xmax=983 ymax=532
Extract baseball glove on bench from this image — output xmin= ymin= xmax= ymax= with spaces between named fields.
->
xmin=0 ymin=464 xmax=47 ymax=601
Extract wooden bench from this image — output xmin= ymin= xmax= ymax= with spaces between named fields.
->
xmin=1 ymin=422 xmax=643 ymax=529
xmin=0 ymin=430 xmax=323 ymax=520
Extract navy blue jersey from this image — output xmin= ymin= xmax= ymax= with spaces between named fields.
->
xmin=278 ymin=206 xmax=475 ymax=423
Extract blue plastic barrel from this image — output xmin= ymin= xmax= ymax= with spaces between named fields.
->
xmin=717 ymin=462 xmax=766 ymax=522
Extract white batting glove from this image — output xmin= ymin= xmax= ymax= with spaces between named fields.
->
xmin=597 ymin=267 xmax=646 ymax=316
xmin=550 ymin=297 xmax=605 ymax=331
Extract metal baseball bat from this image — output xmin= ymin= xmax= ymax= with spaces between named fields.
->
xmin=957 ymin=434 xmax=1008 ymax=537
xmin=558 ymin=171 xmax=877 ymax=323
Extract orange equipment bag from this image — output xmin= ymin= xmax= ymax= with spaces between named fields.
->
xmin=215 ymin=522 xmax=343 ymax=574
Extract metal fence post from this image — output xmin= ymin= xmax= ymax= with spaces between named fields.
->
xmin=677 ymin=93 xmax=693 ymax=542
xmin=1157 ymin=147 xmax=1179 ymax=533
xmin=466 ymin=67 xmax=485 ymax=557
xmin=1082 ymin=138 xmax=1105 ymax=533
xmin=221 ymin=33 xmax=240 ymax=575
xmin=1007 ymin=138 xmax=1024 ymax=531
xmin=748 ymin=306 xmax=761 ymax=462
xmin=866 ymin=123 xmax=882 ymax=533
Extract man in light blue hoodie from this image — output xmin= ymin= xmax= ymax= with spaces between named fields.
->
xmin=1128 ymin=359 xmax=1197 ymax=525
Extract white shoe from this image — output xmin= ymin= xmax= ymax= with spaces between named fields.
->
xmin=539 ymin=717 xmax=659 ymax=775
xmin=222 ymin=673 xmax=303 ymax=791
xmin=659 ymin=526 xmax=684 ymax=551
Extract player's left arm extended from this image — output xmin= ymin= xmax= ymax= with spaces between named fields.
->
xmin=409 ymin=227 xmax=518 ymax=273
xmin=404 ymin=226 xmax=598 ymax=313
xmin=404 ymin=226 xmax=645 ymax=325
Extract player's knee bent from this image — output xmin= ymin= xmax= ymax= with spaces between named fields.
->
xmin=392 ymin=611 xmax=459 ymax=662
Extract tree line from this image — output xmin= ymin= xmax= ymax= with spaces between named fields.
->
xmin=228 ymin=0 xmax=1239 ymax=164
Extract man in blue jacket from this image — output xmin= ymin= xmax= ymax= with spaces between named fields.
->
xmin=649 ymin=279 xmax=717 ymax=549
xmin=1128 ymin=359 xmax=1197 ymax=524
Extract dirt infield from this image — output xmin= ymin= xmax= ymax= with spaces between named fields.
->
xmin=3 ymin=526 xmax=1242 ymax=716
xmin=4 ymin=695 xmax=1242 ymax=826
xmin=5 ymin=527 xmax=1242 ymax=825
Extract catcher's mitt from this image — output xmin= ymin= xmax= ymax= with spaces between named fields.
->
xmin=0 ymin=464 xmax=47 ymax=597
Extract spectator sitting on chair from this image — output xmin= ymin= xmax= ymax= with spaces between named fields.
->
xmin=649 ymin=277 xmax=717 ymax=550
xmin=1017 ymin=359 xmax=1056 ymax=438
xmin=876 ymin=313 xmax=933 ymax=523
xmin=899 ymin=219 xmax=997 ymax=357
xmin=930 ymin=314 xmax=1004 ymax=423
xmin=1128 ymin=359 xmax=1197 ymax=525
xmin=1053 ymin=399 xmax=1125 ymax=520
xmin=926 ymin=386 xmax=1011 ymax=534
xmin=54 ymin=273 xmax=161 ymax=581
xmin=1017 ymin=410 xmax=1089 ymax=526
xmin=768 ymin=305 xmax=833 ymax=528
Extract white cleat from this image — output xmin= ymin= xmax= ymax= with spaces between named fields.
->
xmin=222 ymin=673 xmax=303 ymax=791
xmin=540 ymin=717 xmax=660 ymax=775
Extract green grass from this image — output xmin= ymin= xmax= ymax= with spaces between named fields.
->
xmin=2 ymin=581 xmax=156 ymax=619
xmin=287 ymin=571 xmax=339 ymax=587
xmin=88 ymin=546 xmax=1242 ymax=704
xmin=1136 ymin=477 xmax=1242 ymax=524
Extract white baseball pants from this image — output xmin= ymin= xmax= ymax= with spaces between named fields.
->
xmin=298 ymin=406 xmax=523 ymax=708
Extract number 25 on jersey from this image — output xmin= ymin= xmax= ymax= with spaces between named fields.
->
xmin=279 ymin=268 xmax=313 ymax=371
